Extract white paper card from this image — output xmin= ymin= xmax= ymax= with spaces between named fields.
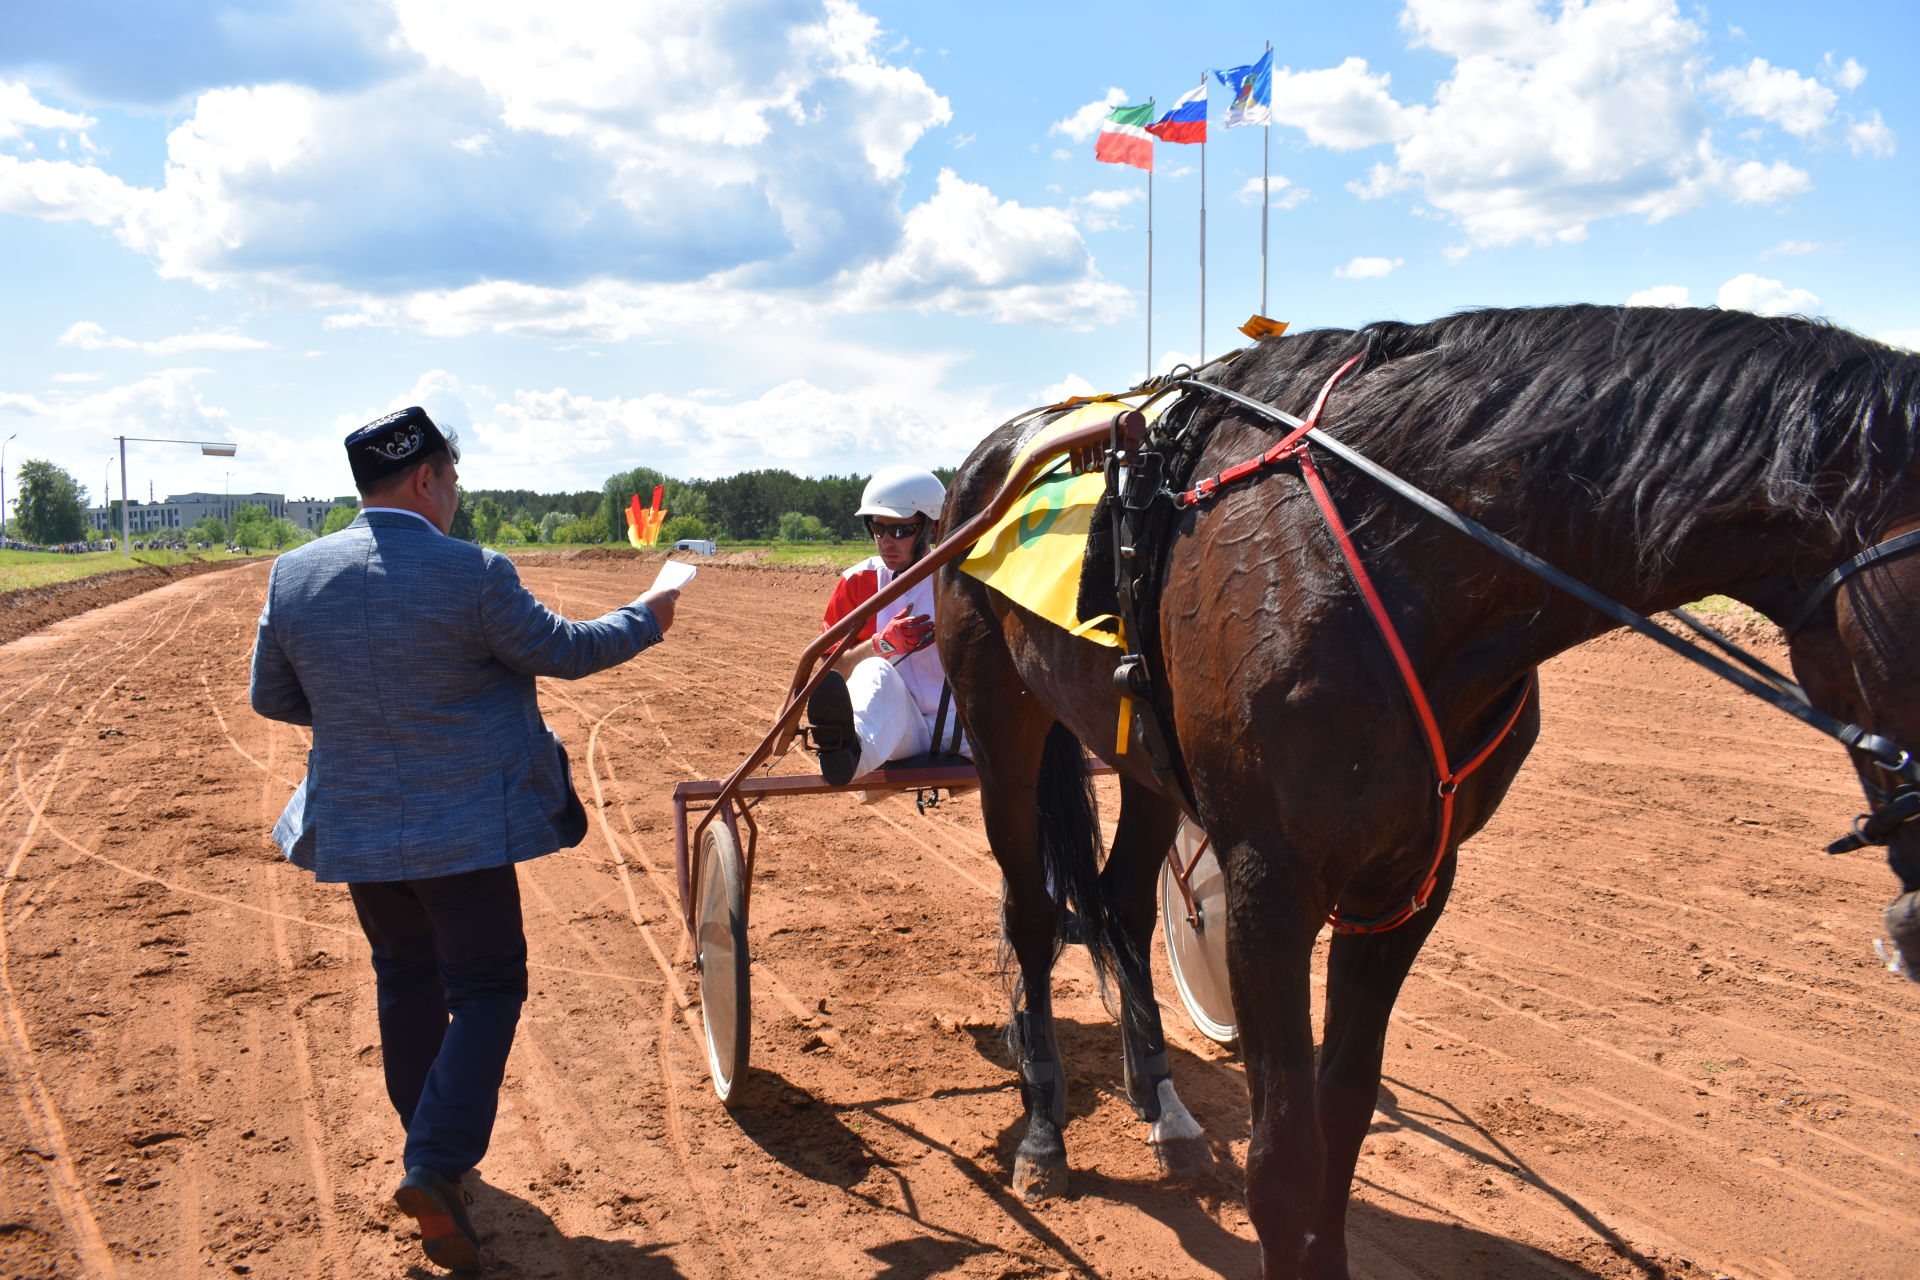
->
xmin=652 ymin=560 xmax=697 ymax=592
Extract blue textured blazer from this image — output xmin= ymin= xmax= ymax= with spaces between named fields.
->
xmin=249 ymin=511 xmax=662 ymax=882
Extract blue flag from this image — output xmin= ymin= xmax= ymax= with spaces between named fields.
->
xmin=1211 ymin=49 xmax=1272 ymax=128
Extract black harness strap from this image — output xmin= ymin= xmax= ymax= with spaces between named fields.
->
xmin=1169 ymin=377 xmax=1920 ymax=791
xmin=1786 ymin=527 xmax=1920 ymax=635
xmin=931 ymin=682 xmax=964 ymax=756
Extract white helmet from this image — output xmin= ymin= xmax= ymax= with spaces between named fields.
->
xmin=857 ymin=465 xmax=945 ymax=522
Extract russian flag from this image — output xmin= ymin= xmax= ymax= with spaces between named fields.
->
xmin=1146 ymin=85 xmax=1206 ymax=145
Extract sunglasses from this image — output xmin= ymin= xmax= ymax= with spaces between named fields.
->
xmin=866 ymin=517 xmax=926 ymax=541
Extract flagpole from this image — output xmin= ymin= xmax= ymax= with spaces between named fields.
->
xmin=1261 ymin=39 xmax=1271 ymax=318
xmin=1146 ymin=163 xmax=1154 ymax=380
xmin=1198 ymin=72 xmax=1208 ymax=361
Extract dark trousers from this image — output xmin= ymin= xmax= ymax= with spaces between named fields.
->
xmin=348 ymin=864 xmax=527 ymax=1180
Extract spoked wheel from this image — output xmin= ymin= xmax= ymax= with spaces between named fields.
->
xmin=695 ymin=818 xmax=751 ymax=1104
xmin=1160 ymin=818 xmax=1237 ymax=1045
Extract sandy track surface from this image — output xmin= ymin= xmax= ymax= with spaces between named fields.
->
xmin=0 ymin=559 xmax=1915 ymax=1279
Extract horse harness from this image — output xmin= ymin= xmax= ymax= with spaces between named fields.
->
xmin=1091 ymin=349 xmax=1920 ymax=931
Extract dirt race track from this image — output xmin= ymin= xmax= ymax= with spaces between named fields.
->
xmin=2 ymin=556 xmax=1916 ymax=1280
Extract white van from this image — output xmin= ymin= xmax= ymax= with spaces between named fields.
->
xmin=671 ymin=539 xmax=718 ymax=555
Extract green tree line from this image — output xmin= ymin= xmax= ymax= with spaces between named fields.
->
xmin=5 ymin=460 xmax=959 ymax=551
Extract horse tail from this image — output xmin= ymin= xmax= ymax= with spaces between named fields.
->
xmin=1033 ymin=721 xmax=1129 ymax=993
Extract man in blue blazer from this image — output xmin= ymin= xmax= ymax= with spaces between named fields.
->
xmin=250 ymin=407 xmax=677 ymax=1271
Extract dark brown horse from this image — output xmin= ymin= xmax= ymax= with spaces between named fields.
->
xmin=932 ymin=304 xmax=1920 ymax=1279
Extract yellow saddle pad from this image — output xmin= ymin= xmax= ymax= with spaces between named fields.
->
xmin=959 ymin=401 xmax=1161 ymax=647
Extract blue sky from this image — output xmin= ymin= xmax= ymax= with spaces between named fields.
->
xmin=1 ymin=0 xmax=1913 ymax=506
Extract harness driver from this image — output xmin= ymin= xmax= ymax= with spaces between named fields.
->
xmin=807 ymin=465 xmax=969 ymax=786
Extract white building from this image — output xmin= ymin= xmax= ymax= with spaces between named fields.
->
xmin=85 ymin=492 xmax=356 ymax=536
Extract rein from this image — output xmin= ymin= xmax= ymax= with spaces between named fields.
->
xmin=1153 ymin=358 xmax=1920 ymax=922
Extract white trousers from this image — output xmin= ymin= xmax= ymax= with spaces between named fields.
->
xmin=847 ymin=657 xmax=970 ymax=778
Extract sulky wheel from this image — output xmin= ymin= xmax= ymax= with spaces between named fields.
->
xmin=695 ymin=818 xmax=751 ymax=1104
xmin=1160 ymin=818 xmax=1237 ymax=1045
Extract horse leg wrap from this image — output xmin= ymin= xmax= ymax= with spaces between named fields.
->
xmin=1022 ymin=1057 xmax=1068 ymax=1127
xmin=1884 ymin=890 xmax=1920 ymax=983
xmin=1122 ymin=1048 xmax=1170 ymax=1121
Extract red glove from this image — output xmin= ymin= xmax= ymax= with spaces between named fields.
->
xmin=874 ymin=607 xmax=935 ymax=662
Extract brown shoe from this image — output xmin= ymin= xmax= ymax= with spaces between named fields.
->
xmin=394 ymin=1166 xmax=480 ymax=1272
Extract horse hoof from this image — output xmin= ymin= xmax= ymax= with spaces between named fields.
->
xmin=1013 ymin=1153 xmax=1069 ymax=1203
xmin=1153 ymin=1134 xmax=1215 ymax=1182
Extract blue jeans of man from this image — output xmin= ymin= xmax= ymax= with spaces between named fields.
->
xmin=348 ymin=864 xmax=527 ymax=1179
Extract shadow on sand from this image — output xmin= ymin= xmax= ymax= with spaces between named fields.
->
xmin=397 ymin=1174 xmax=689 ymax=1280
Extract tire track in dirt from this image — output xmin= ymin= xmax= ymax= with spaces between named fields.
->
xmin=516 ymin=687 xmax=764 ymax=1275
xmin=0 ymin=586 xmax=220 ymax=1278
xmin=541 ymin=622 xmax=1111 ymax=1276
xmin=262 ymin=865 xmax=347 ymax=1277
xmin=507 ymin=868 xmax=741 ymax=1280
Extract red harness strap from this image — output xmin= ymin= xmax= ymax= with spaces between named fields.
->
xmin=1176 ymin=356 xmax=1537 ymax=934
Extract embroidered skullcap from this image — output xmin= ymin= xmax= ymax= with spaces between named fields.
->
xmin=344 ymin=406 xmax=458 ymax=490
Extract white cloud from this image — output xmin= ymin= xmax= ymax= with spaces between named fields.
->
xmin=1400 ymin=0 xmax=1554 ymax=60
xmin=1847 ymin=110 xmax=1895 ymax=158
xmin=1032 ymin=373 xmax=1097 ymax=405
xmin=0 ymin=80 xmax=95 ymax=140
xmin=1237 ymin=175 xmax=1308 ymax=209
xmin=0 ymin=371 xmax=283 ymax=503
xmin=52 ymin=372 xmax=106 ymax=383
xmin=472 ymin=370 xmax=999 ymax=482
xmin=1716 ymin=273 xmax=1819 ymax=316
xmin=5 ymin=3 xmax=983 ymax=311
xmin=1824 ymin=54 xmax=1867 ymax=92
xmin=0 ymin=3 xmax=1128 ymax=340
xmin=57 ymin=320 xmax=274 ymax=355
xmin=1334 ymin=256 xmax=1403 ymax=280
xmin=1051 ymin=88 xmax=1129 ymax=143
xmin=1627 ymin=284 xmax=1689 ymax=307
xmin=1878 ymin=330 xmax=1920 ymax=353
xmin=1270 ymin=58 xmax=1419 ymax=150
xmin=844 ymin=169 xmax=1130 ymax=327
xmin=1725 ymin=158 xmax=1811 ymax=204
xmin=1760 ymin=239 xmax=1825 ymax=258
xmin=1706 ymin=58 xmax=1836 ymax=136
xmin=1348 ymin=0 xmax=1832 ymax=249
xmin=1152 ymin=348 xmax=1197 ymax=376
xmin=324 ymin=170 xmax=1129 ymax=340
xmin=1069 ymin=186 xmax=1143 ymax=231
xmin=0 ymin=151 xmax=141 ymax=226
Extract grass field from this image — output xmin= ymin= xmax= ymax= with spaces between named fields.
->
xmin=0 ymin=547 xmax=266 ymax=594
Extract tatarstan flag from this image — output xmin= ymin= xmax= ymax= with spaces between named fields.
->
xmin=1094 ymin=102 xmax=1155 ymax=170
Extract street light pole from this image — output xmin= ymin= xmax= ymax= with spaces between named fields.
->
xmin=114 ymin=435 xmax=237 ymax=557
xmin=1 ymin=432 xmax=16 ymax=545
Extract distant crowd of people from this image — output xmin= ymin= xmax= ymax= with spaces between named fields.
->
xmin=129 ymin=538 xmax=244 ymax=553
xmin=0 ymin=535 xmax=262 ymax=555
xmin=1 ymin=535 xmax=118 ymax=554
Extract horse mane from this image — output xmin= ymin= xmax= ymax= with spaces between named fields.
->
xmin=1226 ymin=304 xmax=1920 ymax=561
